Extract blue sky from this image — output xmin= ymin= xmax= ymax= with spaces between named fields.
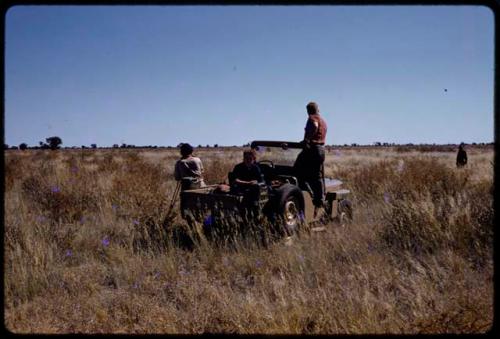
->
xmin=5 ymin=5 xmax=494 ymax=147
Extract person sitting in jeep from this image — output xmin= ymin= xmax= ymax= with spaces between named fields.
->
xmin=174 ymin=143 xmax=206 ymax=190
xmin=229 ymin=149 xmax=264 ymax=219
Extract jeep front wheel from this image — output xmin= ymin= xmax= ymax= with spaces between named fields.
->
xmin=274 ymin=184 xmax=305 ymax=236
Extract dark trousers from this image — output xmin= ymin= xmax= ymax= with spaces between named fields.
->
xmin=231 ymin=184 xmax=261 ymax=220
xmin=294 ymin=144 xmax=325 ymax=207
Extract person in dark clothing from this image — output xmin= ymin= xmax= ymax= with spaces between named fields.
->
xmin=456 ymin=143 xmax=468 ymax=168
xmin=230 ymin=150 xmax=264 ymax=219
xmin=294 ymin=102 xmax=328 ymax=216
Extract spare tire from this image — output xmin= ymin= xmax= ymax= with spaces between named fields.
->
xmin=273 ymin=184 xmax=305 ymax=236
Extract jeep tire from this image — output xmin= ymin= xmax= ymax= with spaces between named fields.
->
xmin=274 ymin=184 xmax=305 ymax=236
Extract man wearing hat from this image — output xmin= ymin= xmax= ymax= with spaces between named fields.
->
xmin=174 ymin=143 xmax=206 ymax=190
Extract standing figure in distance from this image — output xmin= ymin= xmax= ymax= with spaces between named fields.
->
xmin=456 ymin=142 xmax=468 ymax=168
xmin=174 ymin=143 xmax=206 ymax=190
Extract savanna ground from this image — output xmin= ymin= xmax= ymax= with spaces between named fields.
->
xmin=4 ymin=145 xmax=494 ymax=334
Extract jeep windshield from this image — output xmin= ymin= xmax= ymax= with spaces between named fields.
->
xmin=251 ymin=140 xmax=303 ymax=167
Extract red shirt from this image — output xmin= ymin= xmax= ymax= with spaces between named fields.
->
xmin=304 ymin=114 xmax=327 ymax=144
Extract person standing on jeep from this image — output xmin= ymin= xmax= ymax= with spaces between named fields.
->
xmin=174 ymin=143 xmax=206 ymax=190
xmin=294 ymin=102 xmax=328 ymax=214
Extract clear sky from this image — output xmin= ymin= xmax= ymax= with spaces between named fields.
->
xmin=5 ymin=5 xmax=494 ymax=147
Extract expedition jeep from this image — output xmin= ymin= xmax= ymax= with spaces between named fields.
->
xmin=179 ymin=140 xmax=352 ymax=239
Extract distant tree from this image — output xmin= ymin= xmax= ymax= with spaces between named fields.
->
xmin=82 ymin=145 xmax=86 ymax=149
xmin=198 ymin=144 xmax=203 ymax=148
xmin=214 ymin=144 xmax=218 ymax=148
xmin=91 ymin=143 xmax=97 ymax=149
xmin=4 ymin=144 xmax=9 ymax=149
xmin=120 ymin=143 xmax=127 ymax=148
xmin=113 ymin=144 xmax=119 ymax=148
xmin=206 ymin=144 xmax=210 ymax=148
xmin=46 ymin=136 xmax=62 ymax=150
xmin=10 ymin=146 xmax=18 ymax=150
xmin=351 ymin=143 xmax=358 ymax=147
xmin=19 ymin=143 xmax=28 ymax=151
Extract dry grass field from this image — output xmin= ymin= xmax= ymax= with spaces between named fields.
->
xmin=3 ymin=145 xmax=494 ymax=334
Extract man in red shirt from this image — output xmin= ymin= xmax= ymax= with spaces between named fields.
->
xmin=294 ymin=102 xmax=328 ymax=215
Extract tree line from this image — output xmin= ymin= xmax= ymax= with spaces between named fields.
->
xmin=4 ymin=136 xmax=494 ymax=151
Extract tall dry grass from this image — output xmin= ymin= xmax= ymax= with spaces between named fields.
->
xmin=3 ymin=146 xmax=493 ymax=334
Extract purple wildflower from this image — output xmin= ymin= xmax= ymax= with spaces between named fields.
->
xmin=133 ymin=220 xmax=140 ymax=225
xmin=102 ymin=237 xmax=110 ymax=247
xmin=298 ymin=212 xmax=305 ymax=221
xmin=384 ymin=192 xmax=391 ymax=203
xmin=51 ymin=186 xmax=61 ymax=193
xmin=154 ymin=271 xmax=161 ymax=279
xmin=203 ymin=215 xmax=213 ymax=227
xmin=65 ymin=249 xmax=73 ymax=257
xmin=256 ymin=260 xmax=263 ymax=268
xmin=133 ymin=282 xmax=139 ymax=289
xmin=79 ymin=216 xmax=86 ymax=224
xmin=297 ymin=255 xmax=305 ymax=263
xmin=179 ymin=266 xmax=190 ymax=276
xmin=222 ymin=257 xmax=230 ymax=266
xmin=71 ymin=166 xmax=78 ymax=173
xmin=111 ymin=204 xmax=118 ymax=211
xmin=36 ymin=216 xmax=46 ymax=223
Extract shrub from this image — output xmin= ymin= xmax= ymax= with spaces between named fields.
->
xmin=109 ymin=155 xmax=172 ymax=252
xmin=21 ymin=169 xmax=101 ymax=224
xmin=379 ymin=158 xmax=493 ymax=261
